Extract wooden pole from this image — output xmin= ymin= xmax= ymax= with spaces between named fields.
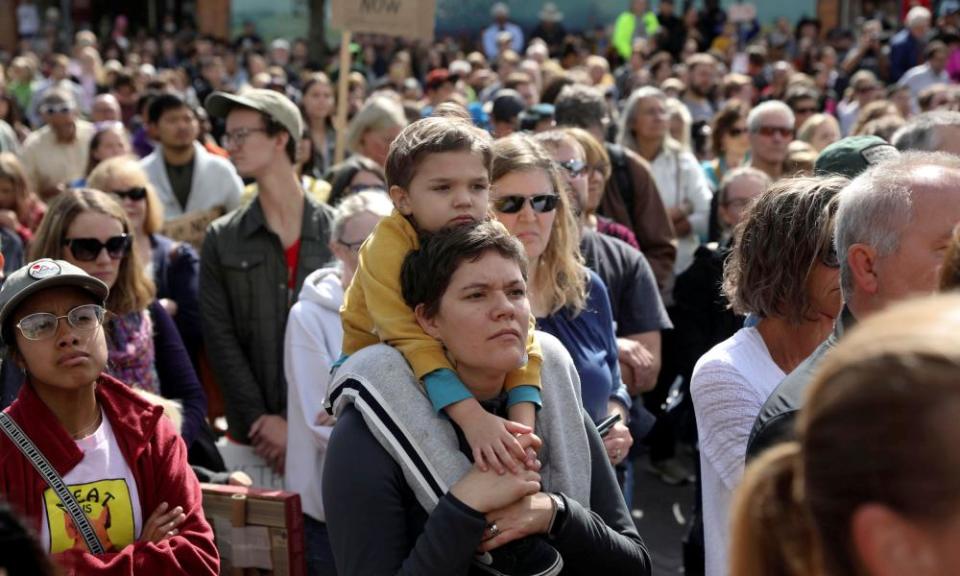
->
xmin=334 ymin=30 xmax=352 ymax=165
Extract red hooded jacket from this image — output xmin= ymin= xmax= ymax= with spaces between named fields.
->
xmin=0 ymin=373 xmax=219 ymax=575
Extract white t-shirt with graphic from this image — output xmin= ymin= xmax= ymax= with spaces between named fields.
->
xmin=39 ymin=412 xmax=143 ymax=553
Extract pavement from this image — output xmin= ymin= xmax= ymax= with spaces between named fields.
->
xmin=630 ymin=448 xmax=698 ymax=576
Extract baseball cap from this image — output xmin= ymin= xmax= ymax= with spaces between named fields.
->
xmin=425 ymin=69 xmax=458 ymax=91
xmin=0 ymin=259 xmax=109 ymax=345
xmin=491 ymin=89 xmax=526 ymax=123
xmin=205 ymin=88 xmax=304 ymax=148
xmin=270 ymin=38 xmax=291 ymax=52
xmin=814 ymin=135 xmax=900 ymax=179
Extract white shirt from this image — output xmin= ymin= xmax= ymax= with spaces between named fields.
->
xmin=649 ymin=144 xmax=713 ymax=274
xmin=898 ymin=63 xmax=951 ymax=105
xmin=39 ymin=412 xmax=143 ymax=554
xmin=691 ymin=327 xmax=786 ymax=576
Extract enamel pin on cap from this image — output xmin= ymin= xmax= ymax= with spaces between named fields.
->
xmin=28 ymin=259 xmax=62 ymax=279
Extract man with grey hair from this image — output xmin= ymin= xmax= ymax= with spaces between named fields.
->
xmin=747 ymin=152 xmax=960 ymax=459
xmin=19 ymin=89 xmax=94 ymax=199
xmin=891 ymin=110 xmax=960 ymax=155
xmin=745 ymin=100 xmax=795 ymax=181
xmin=554 ymin=83 xmax=677 ymax=290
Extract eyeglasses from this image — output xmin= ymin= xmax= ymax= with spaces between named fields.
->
xmin=821 ymin=243 xmax=840 ymax=268
xmin=16 ymin=304 xmax=106 ymax=341
xmin=62 ymin=234 xmax=132 ymax=262
xmin=39 ymin=103 xmax=74 ymax=116
xmin=558 ymin=159 xmax=587 ymax=178
xmin=493 ymin=194 xmax=559 ymax=214
xmin=756 ymin=126 xmax=794 ymax=138
xmin=347 ymin=183 xmax=386 ymax=195
xmin=337 ymin=237 xmax=367 ymax=252
xmin=110 ymin=187 xmax=147 ymax=201
xmin=222 ymin=127 xmax=268 ymax=148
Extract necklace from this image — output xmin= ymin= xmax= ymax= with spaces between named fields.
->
xmin=71 ymin=408 xmax=102 ymax=439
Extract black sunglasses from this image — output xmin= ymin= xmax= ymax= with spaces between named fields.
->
xmin=558 ymin=159 xmax=587 ymax=178
xmin=62 ymin=234 xmax=132 ymax=262
xmin=110 ymin=187 xmax=147 ymax=201
xmin=493 ymin=194 xmax=559 ymax=214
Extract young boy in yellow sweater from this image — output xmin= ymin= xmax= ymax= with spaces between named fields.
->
xmin=340 ymin=116 xmax=543 ymax=474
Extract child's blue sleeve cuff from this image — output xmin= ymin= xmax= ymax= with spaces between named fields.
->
xmin=507 ymin=385 xmax=542 ymax=408
xmin=424 ymin=368 xmax=473 ymax=413
xmin=331 ymin=353 xmax=349 ymax=374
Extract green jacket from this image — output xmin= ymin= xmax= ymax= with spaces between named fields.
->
xmin=613 ymin=10 xmax=661 ymax=60
xmin=200 ymin=194 xmax=334 ymax=443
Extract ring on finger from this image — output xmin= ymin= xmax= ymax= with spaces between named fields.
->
xmin=486 ymin=522 xmax=501 ymax=539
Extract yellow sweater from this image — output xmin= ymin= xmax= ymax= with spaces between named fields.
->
xmin=340 ymin=210 xmax=542 ymax=394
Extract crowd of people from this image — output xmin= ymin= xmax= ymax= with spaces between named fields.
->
xmin=1 ymin=0 xmax=960 ymax=574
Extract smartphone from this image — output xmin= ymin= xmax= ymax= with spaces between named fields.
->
xmin=596 ymin=413 xmax=622 ymax=438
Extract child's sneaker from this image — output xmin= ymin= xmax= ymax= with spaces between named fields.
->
xmin=473 ymin=536 xmax=563 ymax=576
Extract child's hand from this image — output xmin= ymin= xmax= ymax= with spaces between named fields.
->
xmin=462 ymin=411 xmax=532 ymax=475
xmin=0 ymin=210 xmax=18 ymax=230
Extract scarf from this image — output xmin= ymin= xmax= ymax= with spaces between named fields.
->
xmin=327 ymin=331 xmax=592 ymax=515
xmin=106 ymin=310 xmax=160 ymax=394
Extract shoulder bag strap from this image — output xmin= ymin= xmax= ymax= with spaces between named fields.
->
xmin=0 ymin=411 xmax=105 ymax=554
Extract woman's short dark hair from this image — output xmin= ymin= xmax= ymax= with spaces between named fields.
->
xmin=323 ymin=155 xmax=386 ymax=206
xmin=723 ymin=176 xmax=847 ymax=323
xmin=401 ymin=220 xmax=528 ymax=319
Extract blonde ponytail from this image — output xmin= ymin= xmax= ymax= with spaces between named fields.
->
xmin=729 ymin=442 xmax=822 ymax=576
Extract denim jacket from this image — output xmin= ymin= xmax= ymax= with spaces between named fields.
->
xmin=200 ymin=194 xmax=334 ymax=442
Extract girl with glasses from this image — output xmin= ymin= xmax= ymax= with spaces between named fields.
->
xmin=490 ymin=134 xmax=633 ymax=467
xmin=87 ymin=157 xmax=203 ymax=369
xmin=0 ymin=258 xmax=218 ymax=574
xmin=26 ymin=189 xmax=209 ymax=457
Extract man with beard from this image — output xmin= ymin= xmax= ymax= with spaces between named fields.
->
xmin=141 ymin=93 xmax=242 ymax=219
xmin=683 ymin=53 xmax=719 ymax=124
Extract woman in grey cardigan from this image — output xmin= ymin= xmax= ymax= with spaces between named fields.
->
xmin=322 ymin=221 xmax=651 ymax=575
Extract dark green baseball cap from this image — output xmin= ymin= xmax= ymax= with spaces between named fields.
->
xmin=814 ymin=135 xmax=900 ymax=179
xmin=0 ymin=259 xmax=109 ymax=345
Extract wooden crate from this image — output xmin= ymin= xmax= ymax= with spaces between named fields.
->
xmin=201 ymin=484 xmax=306 ymax=576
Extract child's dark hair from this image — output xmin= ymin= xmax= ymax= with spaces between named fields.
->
xmin=385 ymin=116 xmax=493 ymax=191
xmin=401 ymin=220 xmax=528 ymax=319
xmin=0 ymin=503 xmax=60 ymax=575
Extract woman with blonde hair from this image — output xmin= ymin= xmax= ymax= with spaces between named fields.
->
xmin=490 ymin=133 xmax=633 ymax=466
xmin=797 ymin=113 xmax=841 ymax=153
xmin=731 ymin=293 xmax=960 ymax=576
xmin=28 ymin=189 xmax=208 ymax=451
xmin=0 ymin=152 xmax=45 ymax=246
xmin=87 ymin=156 xmax=202 ymax=364
xmin=692 ymin=175 xmax=846 ymax=576
xmin=564 ymin=127 xmax=639 ymax=249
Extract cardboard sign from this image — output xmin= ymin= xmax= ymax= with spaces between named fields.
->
xmin=160 ymin=205 xmax=226 ymax=250
xmin=217 ymin=438 xmax=285 ymax=490
xmin=331 ymin=0 xmax=437 ymax=41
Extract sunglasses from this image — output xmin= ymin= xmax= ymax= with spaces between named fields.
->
xmin=756 ymin=126 xmax=794 ymax=138
xmin=16 ymin=303 xmax=106 ymax=341
xmin=493 ymin=194 xmax=559 ymax=214
xmin=727 ymin=127 xmax=747 ymax=137
xmin=793 ymin=106 xmax=818 ymax=115
xmin=39 ymin=103 xmax=74 ymax=116
xmin=62 ymin=234 xmax=132 ymax=262
xmin=821 ymin=243 xmax=840 ymax=268
xmin=110 ymin=187 xmax=147 ymax=201
xmin=558 ymin=159 xmax=587 ymax=178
